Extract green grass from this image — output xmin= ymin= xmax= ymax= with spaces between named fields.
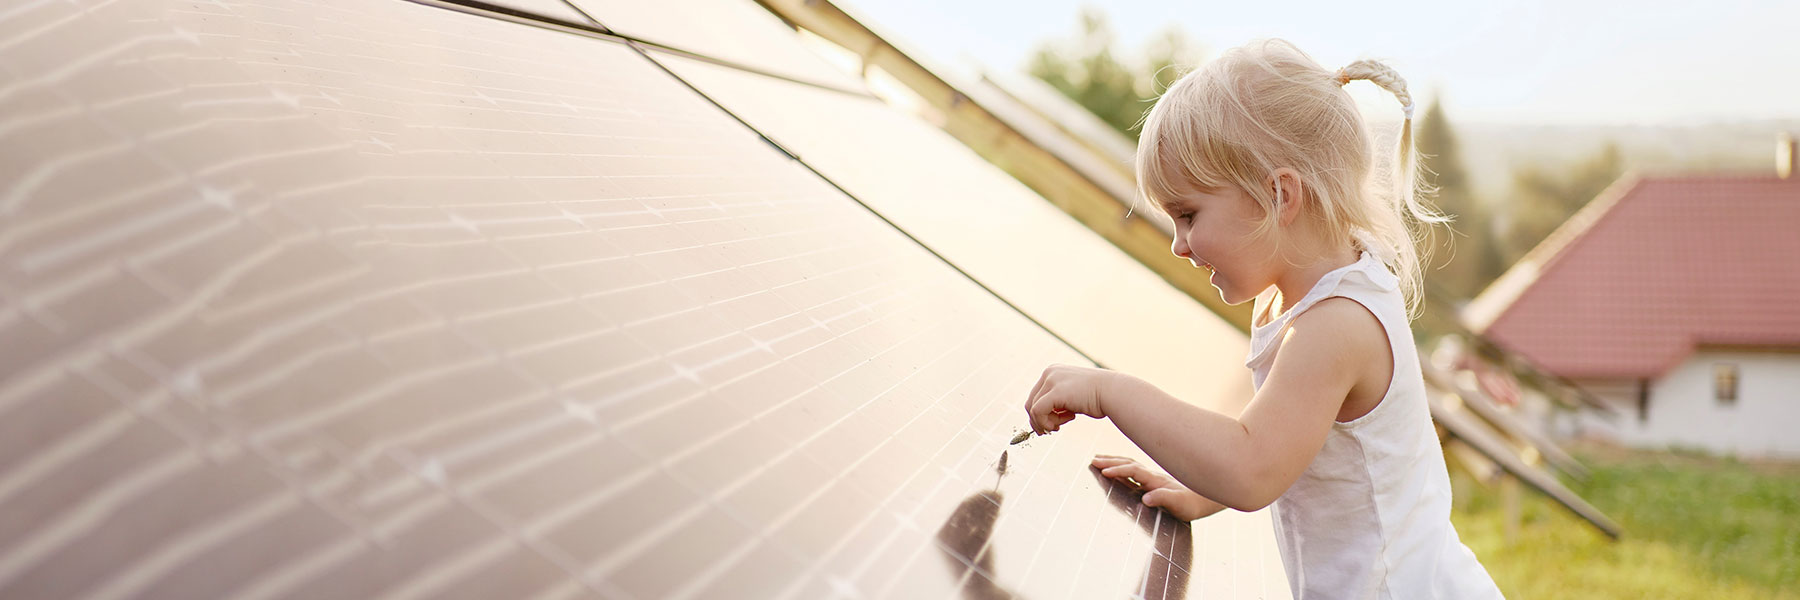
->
xmin=1449 ymin=443 xmax=1800 ymax=599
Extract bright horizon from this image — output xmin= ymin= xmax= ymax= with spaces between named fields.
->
xmin=838 ymin=0 xmax=1800 ymax=127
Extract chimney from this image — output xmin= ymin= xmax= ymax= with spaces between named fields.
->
xmin=1781 ymin=132 xmax=1796 ymax=179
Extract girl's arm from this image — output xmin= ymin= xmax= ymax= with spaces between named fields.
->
xmin=1027 ymin=298 xmax=1385 ymax=512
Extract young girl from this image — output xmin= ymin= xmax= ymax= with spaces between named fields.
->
xmin=1023 ymin=39 xmax=1504 ymax=598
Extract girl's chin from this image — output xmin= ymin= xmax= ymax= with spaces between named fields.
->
xmin=1209 ymin=268 xmax=1267 ymax=306
xmin=1209 ymin=277 xmax=1252 ymax=306
xmin=1216 ymin=288 xmax=1256 ymax=306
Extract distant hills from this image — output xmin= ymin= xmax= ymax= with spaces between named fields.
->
xmin=1454 ymin=118 xmax=1800 ymax=204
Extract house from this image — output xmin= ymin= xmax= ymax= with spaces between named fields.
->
xmin=1464 ymin=136 xmax=1800 ymax=457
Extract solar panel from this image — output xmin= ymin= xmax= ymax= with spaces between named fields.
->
xmin=650 ymin=51 xmax=1259 ymax=412
xmin=0 ymin=0 xmax=1286 ymax=598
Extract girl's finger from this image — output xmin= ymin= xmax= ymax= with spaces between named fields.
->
xmin=1024 ymin=367 xmax=1052 ymax=411
xmin=1028 ymin=386 xmax=1060 ymax=434
xmin=1105 ymin=464 xmax=1169 ymax=490
xmin=1101 ymin=463 xmax=1146 ymax=481
xmin=1027 ymin=396 xmax=1047 ymax=435
xmin=1090 ymin=456 xmax=1133 ymax=467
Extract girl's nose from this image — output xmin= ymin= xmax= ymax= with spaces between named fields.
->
xmin=1170 ymin=234 xmax=1191 ymax=260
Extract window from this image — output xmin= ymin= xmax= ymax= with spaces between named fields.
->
xmin=1714 ymin=363 xmax=1740 ymax=405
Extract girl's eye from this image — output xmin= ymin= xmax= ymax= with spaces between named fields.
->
xmin=1177 ymin=213 xmax=1194 ymax=223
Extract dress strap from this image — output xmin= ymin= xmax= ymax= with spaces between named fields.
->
xmin=1245 ymin=252 xmax=1398 ymax=370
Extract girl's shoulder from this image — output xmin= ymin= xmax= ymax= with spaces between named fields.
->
xmin=1280 ymin=296 xmax=1389 ymax=367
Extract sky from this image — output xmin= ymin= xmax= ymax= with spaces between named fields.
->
xmin=836 ymin=0 xmax=1800 ymax=126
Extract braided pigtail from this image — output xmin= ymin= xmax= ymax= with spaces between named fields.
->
xmin=1334 ymin=59 xmax=1447 ymax=317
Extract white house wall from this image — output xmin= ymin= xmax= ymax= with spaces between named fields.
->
xmin=1575 ymin=351 xmax=1800 ymax=458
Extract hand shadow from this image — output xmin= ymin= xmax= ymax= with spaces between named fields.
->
xmin=935 ymin=487 xmax=1017 ymax=600
xmin=1087 ymin=465 xmax=1193 ymax=600
xmin=930 ymin=451 xmax=1193 ymax=600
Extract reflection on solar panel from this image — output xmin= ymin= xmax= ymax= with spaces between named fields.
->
xmin=651 ymin=52 xmax=1257 ymax=414
xmin=0 ymin=0 xmax=1284 ymax=598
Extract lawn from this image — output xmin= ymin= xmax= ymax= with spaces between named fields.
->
xmin=1450 ymin=442 xmax=1800 ymax=599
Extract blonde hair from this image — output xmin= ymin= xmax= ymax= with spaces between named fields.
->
xmin=1135 ymin=38 xmax=1446 ymax=318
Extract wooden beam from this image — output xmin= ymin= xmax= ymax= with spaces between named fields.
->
xmin=1430 ymin=390 xmax=1623 ymax=540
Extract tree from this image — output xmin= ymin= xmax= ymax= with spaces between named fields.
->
xmin=1414 ymin=99 xmax=1506 ymax=301
xmin=1027 ymin=10 xmax=1201 ymax=138
xmin=1141 ymin=27 xmax=1202 ymax=97
xmin=1497 ymin=144 xmax=1625 ymax=265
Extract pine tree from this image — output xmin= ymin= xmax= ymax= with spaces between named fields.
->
xmin=1415 ymin=99 xmax=1505 ymax=300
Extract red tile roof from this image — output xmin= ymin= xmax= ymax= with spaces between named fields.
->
xmin=1464 ymin=173 xmax=1800 ymax=379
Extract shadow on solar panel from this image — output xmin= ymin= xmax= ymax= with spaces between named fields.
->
xmin=932 ymin=452 xmax=1193 ymax=600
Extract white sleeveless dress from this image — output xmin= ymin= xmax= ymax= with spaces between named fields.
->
xmin=1246 ymin=251 xmax=1504 ymax=599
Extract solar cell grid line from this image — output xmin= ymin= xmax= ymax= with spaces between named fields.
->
xmin=783 ymin=425 xmax=1013 ymax=599
xmin=1058 ymin=467 xmax=1135 ymax=596
xmin=1057 ymin=466 xmax=1171 ymax=600
xmin=829 ymin=362 xmax=1030 ymax=598
xmin=1001 ymin=435 xmax=1105 ymax=584
xmin=1016 ymin=455 xmax=1116 ymax=593
xmin=469 ymin=283 xmax=934 ymax=521
xmin=1019 ymin=421 xmax=1149 ymax=599
xmin=876 ymin=428 xmax=1100 ymax=600
xmin=619 ymin=401 xmax=942 ymax=596
xmin=590 ymin=282 xmax=986 ymax=544
xmin=602 ymin=287 xmax=910 ymax=434
xmin=752 ymin=344 xmax=1013 ymax=596
xmin=921 ymin=387 xmax=1072 ymax=587
xmin=1143 ymin=502 xmax=1191 ymax=593
xmin=727 ymin=336 xmax=1065 ymax=598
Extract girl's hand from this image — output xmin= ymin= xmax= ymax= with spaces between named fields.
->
xmin=1023 ymin=364 xmax=1117 ymax=435
xmin=1091 ymin=455 xmax=1222 ymax=521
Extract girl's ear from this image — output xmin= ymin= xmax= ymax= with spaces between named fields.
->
xmin=1270 ymin=168 xmax=1304 ymax=225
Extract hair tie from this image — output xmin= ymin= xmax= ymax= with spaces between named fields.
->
xmin=1336 ymin=60 xmax=1413 ymax=119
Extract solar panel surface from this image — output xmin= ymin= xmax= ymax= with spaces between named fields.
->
xmin=445 ymin=0 xmax=602 ymax=27
xmin=651 ymin=52 xmax=1258 ymax=414
xmin=565 ymin=0 xmax=866 ymax=93
xmin=0 ymin=0 xmax=1286 ymax=598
